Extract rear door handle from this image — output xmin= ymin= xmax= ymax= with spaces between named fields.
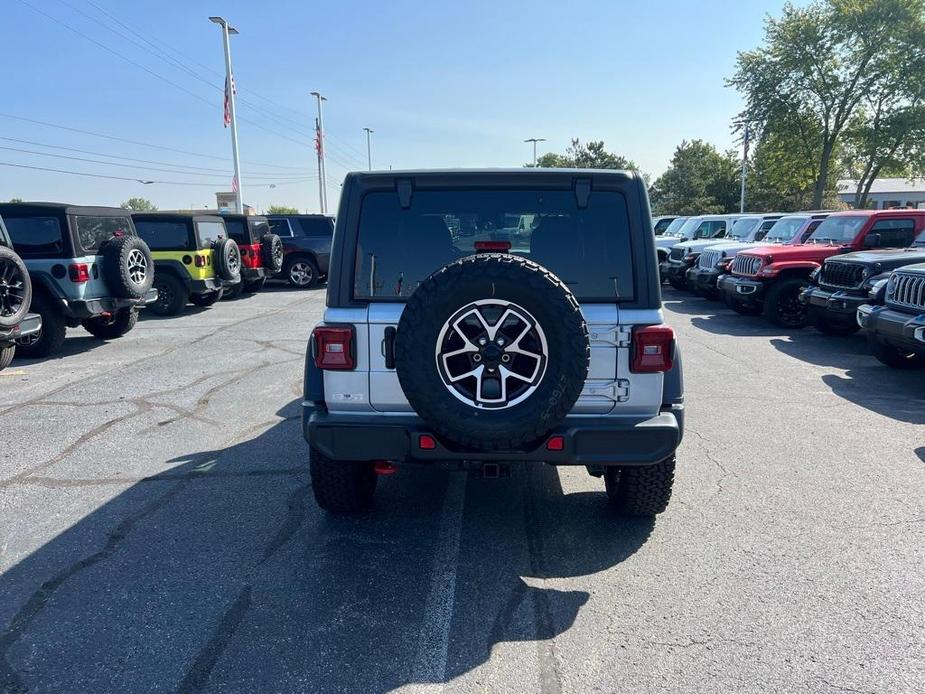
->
xmin=383 ymin=326 xmax=397 ymax=369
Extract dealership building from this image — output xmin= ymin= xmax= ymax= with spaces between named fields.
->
xmin=837 ymin=178 xmax=925 ymax=209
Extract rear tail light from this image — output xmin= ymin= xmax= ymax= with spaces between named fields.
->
xmin=474 ymin=241 xmax=512 ymax=252
xmin=312 ymin=326 xmax=355 ymax=370
xmin=68 ymin=263 xmax=90 ymax=283
xmin=546 ymin=435 xmax=565 ymax=451
xmin=418 ymin=434 xmax=437 ymax=450
xmin=194 ymin=255 xmax=207 ymax=267
xmin=631 ymin=325 xmax=675 ymax=373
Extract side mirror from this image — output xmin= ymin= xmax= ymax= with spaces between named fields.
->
xmin=863 ymin=233 xmax=881 ymax=248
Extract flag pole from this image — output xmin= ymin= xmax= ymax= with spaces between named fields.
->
xmin=211 ymin=17 xmax=243 ymax=214
xmin=740 ymin=125 xmax=749 ymax=214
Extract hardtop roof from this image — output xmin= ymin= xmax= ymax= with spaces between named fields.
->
xmin=0 ymin=202 xmax=133 ymax=217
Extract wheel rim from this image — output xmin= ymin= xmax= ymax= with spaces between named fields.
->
xmin=290 ymin=261 xmax=313 ymax=286
xmin=272 ymin=242 xmax=283 ymax=270
xmin=227 ymin=246 xmax=240 ymax=276
xmin=435 ymin=299 xmax=548 ymax=410
xmin=155 ymin=281 xmax=174 ymax=311
xmin=0 ymin=257 xmax=27 ymax=319
xmin=126 ymin=249 xmax=148 ymax=285
xmin=777 ymin=289 xmax=807 ymax=326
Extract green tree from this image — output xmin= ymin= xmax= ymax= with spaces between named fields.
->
xmin=649 ymin=140 xmax=740 ymax=215
xmin=729 ymin=0 xmax=925 ymax=209
xmin=266 ymin=205 xmax=299 ymax=214
xmin=120 ymin=197 xmax=157 ymax=211
xmin=534 ymin=139 xmax=640 ymax=172
xmin=9 ymin=197 xmax=23 ymax=203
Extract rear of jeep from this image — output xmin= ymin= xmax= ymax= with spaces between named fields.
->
xmin=0 ymin=203 xmax=156 ymax=358
xmin=221 ymin=214 xmax=284 ymax=296
xmin=303 ymin=170 xmax=683 ymax=516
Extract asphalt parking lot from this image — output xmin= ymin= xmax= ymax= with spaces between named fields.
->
xmin=1 ymin=284 xmax=924 ymax=694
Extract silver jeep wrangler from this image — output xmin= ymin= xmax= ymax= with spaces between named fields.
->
xmin=303 ymin=169 xmax=683 ymax=515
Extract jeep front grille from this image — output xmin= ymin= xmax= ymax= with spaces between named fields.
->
xmin=669 ymin=247 xmax=686 ymax=261
xmin=731 ymin=254 xmax=762 ymax=276
xmin=819 ymin=261 xmax=865 ymax=289
xmin=887 ymin=272 xmax=925 ymax=311
xmin=699 ymin=249 xmax=723 ymax=270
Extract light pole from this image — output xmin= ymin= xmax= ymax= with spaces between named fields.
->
xmin=740 ymin=125 xmax=750 ymax=213
xmin=524 ymin=138 xmax=546 ymax=167
xmin=310 ymin=91 xmax=328 ymax=213
xmin=363 ymin=127 xmax=374 ymax=171
xmin=209 ymin=16 xmax=243 ymax=214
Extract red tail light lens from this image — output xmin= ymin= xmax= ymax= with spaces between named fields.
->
xmin=195 ymin=255 xmax=207 ymax=267
xmin=631 ymin=325 xmax=675 ymax=373
xmin=312 ymin=326 xmax=355 ymax=370
xmin=418 ymin=434 xmax=436 ymax=450
xmin=546 ymin=435 xmax=565 ymax=451
xmin=68 ymin=263 xmax=90 ymax=283
xmin=474 ymin=241 xmax=512 ymax=252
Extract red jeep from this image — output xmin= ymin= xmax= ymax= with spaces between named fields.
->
xmin=719 ymin=210 xmax=925 ymax=327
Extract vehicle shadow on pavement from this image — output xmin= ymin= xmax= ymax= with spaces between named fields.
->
xmin=0 ymin=399 xmax=654 ymax=693
xmin=916 ymin=447 xmax=925 ymax=464
xmin=770 ymin=334 xmax=925 ymax=424
xmin=137 ymin=305 xmax=211 ymax=322
xmin=11 ymin=334 xmax=108 ymax=366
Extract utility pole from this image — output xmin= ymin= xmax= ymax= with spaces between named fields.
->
xmin=311 ymin=91 xmax=328 ymax=213
xmin=209 ymin=16 xmax=243 ymax=214
xmin=740 ymin=124 xmax=750 ymax=213
xmin=524 ymin=137 xmax=546 ymax=167
xmin=363 ymin=127 xmax=374 ymax=171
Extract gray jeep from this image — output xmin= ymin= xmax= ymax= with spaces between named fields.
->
xmin=302 ymin=169 xmax=684 ymax=516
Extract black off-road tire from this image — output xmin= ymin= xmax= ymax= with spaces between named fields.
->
xmin=867 ymin=333 xmax=925 ymax=369
xmin=668 ymin=275 xmax=686 ymax=291
xmin=394 ymin=253 xmax=589 ymax=451
xmin=150 ymin=274 xmax=187 ymax=316
xmin=99 ymin=235 xmax=154 ymax=299
xmin=243 ymin=278 xmax=266 ymax=293
xmin=15 ymin=294 xmax=66 ymax=358
xmin=222 ymin=281 xmax=244 ymax=300
xmin=309 ymin=447 xmax=377 ymax=514
xmin=726 ymin=293 xmax=762 ymax=316
xmin=260 ymin=233 xmax=284 ymax=274
xmin=763 ymin=278 xmax=809 ymax=328
xmin=190 ymin=290 xmax=223 ymax=307
xmin=0 ymin=343 xmax=14 ymax=371
xmin=0 ymin=246 xmax=31 ymax=329
xmin=605 ymin=457 xmax=676 ymax=517
xmin=213 ymin=238 xmax=242 ymax=283
xmin=284 ymin=255 xmax=319 ymax=288
xmin=81 ymin=308 xmax=138 ymax=340
xmin=811 ymin=312 xmax=859 ymax=336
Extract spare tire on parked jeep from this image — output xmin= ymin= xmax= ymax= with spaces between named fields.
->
xmin=0 ymin=245 xmax=32 ymax=329
xmin=213 ymin=237 xmax=242 ymax=282
xmin=260 ymin=233 xmax=285 ymax=274
xmin=394 ymin=253 xmax=589 ymax=451
xmin=98 ymin=235 xmax=154 ymax=300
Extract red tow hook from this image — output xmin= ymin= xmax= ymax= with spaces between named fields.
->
xmin=374 ymin=461 xmax=397 ymax=476
xmin=100 ymin=311 xmax=112 ymax=319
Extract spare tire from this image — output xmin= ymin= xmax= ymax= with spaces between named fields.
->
xmin=395 ymin=253 xmax=589 ymax=451
xmin=260 ymin=233 xmax=284 ymax=274
xmin=99 ymin=235 xmax=154 ymax=300
xmin=0 ymin=245 xmax=33 ymax=328
xmin=213 ymin=237 xmax=242 ymax=282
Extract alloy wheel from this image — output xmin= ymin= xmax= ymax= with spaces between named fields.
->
xmin=290 ymin=261 xmax=314 ymax=286
xmin=126 ymin=249 xmax=148 ymax=285
xmin=0 ymin=258 xmax=27 ymax=319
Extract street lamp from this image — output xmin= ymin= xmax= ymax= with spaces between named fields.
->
xmin=363 ymin=127 xmax=374 ymax=171
xmin=209 ymin=16 xmax=243 ymax=214
xmin=524 ymin=137 xmax=546 ymax=167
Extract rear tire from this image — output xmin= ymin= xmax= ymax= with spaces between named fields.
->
xmin=726 ymin=293 xmax=761 ymax=315
xmin=0 ymin=343 xmax=14 ymax=371
xmin=222 ymin=282 xmax=243 ymax=300
xmin=81 ymin=308 xmax=138 ymax=340
xmin=605 ymin=457 xmax=676 ymax=517
xmin=812 ymin=313 xmax=859 ymax=336
xmin=668 ymin=276 xmax=686 ymax=291
xmin=763 ymin=278 xmax=808 ymax=328
xmin=150 ymin=274 xmax=187 ymax=316
xmin=15 ymin=294 xmax=66 ymax=358
xmin=285 ymin=256 xmax=319 ymax=288
xmin=190 ymin=290 xmax=223 ymax=307
xmin=309 ymin=447 xmax=377 ymax=514
xmin=0 ymin=246 xmax=32 ymax=329
xmin=98 ymin=235 xmax=154 ymax=299
xmin=243 ymin=278 xmax=266 ymax=293
xmin=867 ymin=333 xmax=925 ymax=369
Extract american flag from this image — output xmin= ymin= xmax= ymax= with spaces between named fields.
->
xmin=314 ymin=118 xmax=323 ymax=155
xmin=231 ymin=174 xmax=238 ymax=193
xmin=223 ymin=74 xmax=236 ymax=128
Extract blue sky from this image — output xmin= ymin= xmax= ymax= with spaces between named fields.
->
xmin=0 ymin=0 xmax=792 ymax=212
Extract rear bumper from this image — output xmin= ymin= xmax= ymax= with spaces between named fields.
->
xmin=857 ymin=304 xmax=925 ymax=354
xmin=719 ymin=275 xmax=766 ymax=304
xmin=0 ymin=313 xmax=41 ymax=342
xmin=242 ymin=266 xmax=267 ymax=282
xmin=189 ymin=277 xmax=223 ymax=295
xmin=800 ymin=286 xmax=867 ymax=325
xmin=686 ymin=266 xmax=721 ymax=293
xmin=61 ymin=288 xmax=157 ymax=319
xmin=304 ymin=406 xmax=684 ymax=467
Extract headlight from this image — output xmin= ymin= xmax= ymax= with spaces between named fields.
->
xmin=809 ymin=267 xmax=820 ymax=281
xmin=860 ymin=267 xmax=872 ymax=280
xmin=868 ymin=278 xmax=889 ymax=301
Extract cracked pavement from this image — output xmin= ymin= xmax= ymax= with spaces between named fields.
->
xmin=1 ymin=285 xmax=924 ymax=693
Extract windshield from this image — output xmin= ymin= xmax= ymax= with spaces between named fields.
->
xmin=660 ymin=217 xmax=687 ymax=237
xmin=354 ymin=189 xmax=635 ymax=301
xmin=675 ymin=218 xmax=703 ymax=239
xmin=807 ymin=216 xmax=866 ymax=245
xmin=914 ymin=229 xmax=925 ymax=246
xmin=728 ymin=218 xmax=760 ymax=241
xmin=763 ymin=216 xmax=807 ymax=244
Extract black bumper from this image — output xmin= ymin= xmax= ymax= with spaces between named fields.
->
xmin=189 ymin=277 xmax=223 ymax=295
xmin=304 ymin=406 xmax=684 ymax=467
xmin=800 ymin=286 xmax=867 ymax=326
xmin=662 ymin=261 xmax=690 ymax=283
xmin=0 ymin=312 xmax=41 ymax=343
xmin=686 ymin=266 xmax=721 ymax=294
xmin=61 ymin=288 xmax=158 ymax=319
xmin=718 ymin=275 xmax=767 ymax=305
xmin=857 ymin=304 xmax=925 ymax=355
xmin=242 ymin=267 xmax=267 ymax=282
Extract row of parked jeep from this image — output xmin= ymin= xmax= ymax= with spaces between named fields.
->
xmin=652 ymin=209 xmax=925 ymax=368
xmin=0 ymin=202 xmax=333 ymax=369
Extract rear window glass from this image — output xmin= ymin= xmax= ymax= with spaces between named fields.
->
xmin=268 ymin=219 xmax=292 ymax=237
xmin=134 ymin=220 xmax=192 ymax=251
xmin=196 ymin=221 xmax=227 ymax=248
xmin=223 ymin=219 xmax=249 ymax=245
xmin=250 ymin=219 xmax=270 ymax=240
xmin=6 ymin=216 xmax=65 ymax=257
xmin=74 ymin=215 xmax=133 ymax=252
xmin=354 ymin=189 xmax=635 ymax=301
xmin=297 ymin=217 xmax=334 ymax=237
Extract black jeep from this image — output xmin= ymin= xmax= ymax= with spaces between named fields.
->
xmin=857 ymin=263 xmax=925 ymax=368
